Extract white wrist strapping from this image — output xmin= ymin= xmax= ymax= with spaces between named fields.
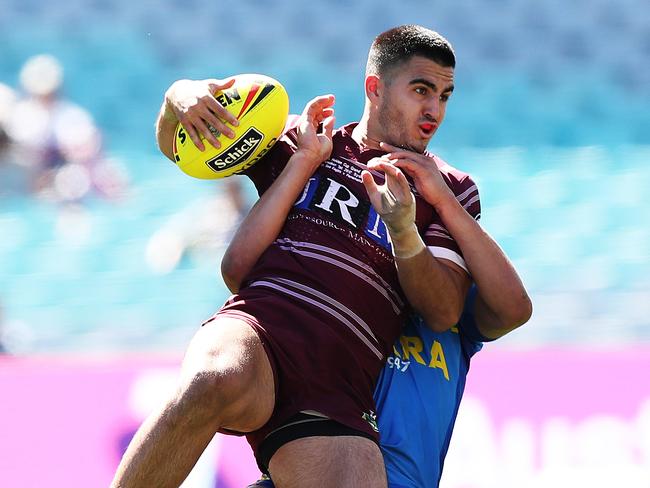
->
xmin=389 ymin=226 xmax=427 ymax=259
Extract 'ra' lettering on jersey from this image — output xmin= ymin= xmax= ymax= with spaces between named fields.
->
xmin=393 ymin=335 xmax=450 ymax=381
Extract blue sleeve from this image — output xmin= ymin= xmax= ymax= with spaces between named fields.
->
xmin=458 ymin=285 xmax=494 ymax=352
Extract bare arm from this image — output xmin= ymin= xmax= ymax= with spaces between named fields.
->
xmin=221 ymin=95 xmax=336 ymax=292
xmin=155 ymin=78 xmax=240 ymax=161
xmin=221 ymin=154 xmax=318 ymax=292
xmin=362 ymin=163 xmax=470 ymax=333
xmin=378 ymin=143 xmax=532 ymax=339
xmin=433 ymin=195 xmax=531 ymax=338
xmin=393 ymin=227 xmax=471 ymax=332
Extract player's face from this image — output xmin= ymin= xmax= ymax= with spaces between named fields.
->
xmin=377 ymin=56 xmax=454 ymax=153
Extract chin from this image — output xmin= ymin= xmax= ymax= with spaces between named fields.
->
xmin=408 ymin=141 xmax=428 ymax=154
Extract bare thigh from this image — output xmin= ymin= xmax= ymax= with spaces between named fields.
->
xmin=268 ymin=436 xmax=387 ymax=488
xmin=180 ymin=316 xmax=276 ymax=432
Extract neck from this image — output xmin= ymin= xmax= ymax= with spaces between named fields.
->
xmin=351 ymin=111 xmax=384 ymax=152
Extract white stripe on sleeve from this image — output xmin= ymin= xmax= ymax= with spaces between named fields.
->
xmin=427 ymin=246 xmax=468 ymax=274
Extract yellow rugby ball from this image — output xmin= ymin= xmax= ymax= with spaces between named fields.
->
xmin=173 ymin=74 xmax=289 ymax=179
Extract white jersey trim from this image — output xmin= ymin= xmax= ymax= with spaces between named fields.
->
xmin=456 ymin=184 xmax=478 ymax=204
xmin=248 ymin=278 xmax=384 ymax=360
xmin=275 ymin=238 xmax=404 ymax=312
xmin=266 ymin=276 xmax=379 ymax=343
xmin=427 ymin=246 xmax=468 ymax=274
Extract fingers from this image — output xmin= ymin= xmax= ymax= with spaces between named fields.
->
xmin=304 ymin=94 xmax=336 ymax=112
xmin=299 ymin=95 xmax=336 ymax=144
xmin=366 ymin=157 xmax=391 ymax=171
xmin=207 ymin=77 xmax=236 ymax=92
xmin=379 ymin=141 xmax=401 ymax=153
xmin=361 ymin=170 xmax=383 ymax=210
xmin=179 ymin=110 xmax=220 ymax=151
xmin=211 ymin=101 xmax=240 ymax=130
xmin=204 ymin=79 xmax=240 ymax=129
xmin=379 ymin=141 xmax=432 ymax=163
xmin=387 ymin=168 xmax=412 ymax=203
xmin=204 ymin=77 xmax=240 ymax=139
xmin=207 ymin=77 xmax=238 ymax=126
xmin=365 ymin=160 xmax=412 ymax=202
xmin=367 ymin=157 xmax=416 ymax=181
xmin=320 ymin=108 xmax=335 ymax=120
xmin=303 ymin=95 xmax=336 ymax=123
xmin=388 ymin=158 xmax=419 ymax=178
xmin=321 ymin=115 xmax=335 ymax=139
xmin=181 ymin=121 xmax=206 ymax=152
xmin=175 ymin=78 xmax=243 ymax=151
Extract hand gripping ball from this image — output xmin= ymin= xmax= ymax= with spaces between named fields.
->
xmin=173 ymin=74 xmax=289 ymax=179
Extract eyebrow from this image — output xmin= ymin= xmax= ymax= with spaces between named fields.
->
xmin=409 ymin=78 xmax=455 ymax=93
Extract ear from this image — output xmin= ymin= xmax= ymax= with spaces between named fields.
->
xmin=365 ymin=74 xmax=381 ymax=100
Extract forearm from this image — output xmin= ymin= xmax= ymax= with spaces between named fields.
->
xmin=221 ymin=153 xmax=317 ymax=292
xmin=435 ymin=195 xmax=532 ymax=336
xmin=390 ymin=225 xmax=468 ymax=331
xmin=156 ymin=93 xmax=178 ymax=162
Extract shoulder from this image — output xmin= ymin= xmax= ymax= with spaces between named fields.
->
xmin=431 ymin=154 xmax=481 ymax=220
xmin=431 ymin=155 xmax=477 ymax=193
xmin=242 ymin=115 xmax=299 ymax=186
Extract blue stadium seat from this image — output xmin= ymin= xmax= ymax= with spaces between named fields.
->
xmin=1 ymin=0 xmax=649 ymax=351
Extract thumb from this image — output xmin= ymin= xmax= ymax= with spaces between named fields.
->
xmin=208 ymin=77 xmax=236 ymax=93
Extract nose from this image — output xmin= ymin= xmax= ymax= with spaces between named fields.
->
xmin=424 ymin=98 xmax=440 ymax=123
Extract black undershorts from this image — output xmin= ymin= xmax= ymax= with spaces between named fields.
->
xmin=257 ymin=411 xmax=378 ymax=474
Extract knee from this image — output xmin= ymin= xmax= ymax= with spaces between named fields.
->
xmin=174 ymin=320 xmax=275 ymax=429
xmin=178 ymin=357 xmax=253 ymax=417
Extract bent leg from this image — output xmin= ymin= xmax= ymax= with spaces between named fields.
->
xmin=111 ymin=317 xmax=275 ymax=488
xmin=269 ymin=436 xmax=387 ymax=488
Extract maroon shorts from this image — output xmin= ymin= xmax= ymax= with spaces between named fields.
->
xmin=205 ymin=286 xmax=383 ymax=467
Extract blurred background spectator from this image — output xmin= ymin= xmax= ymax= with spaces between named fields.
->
xmin=145 ymin=178 xmax=249 ymax=275
xmin=5 ymin=54 xmax=129 ymax=203
xmin=0 ymin=81 xmax=25 ymax=197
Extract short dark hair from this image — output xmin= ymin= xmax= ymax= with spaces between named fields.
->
xmin=366 ymin=25 xmax=456 ymax=77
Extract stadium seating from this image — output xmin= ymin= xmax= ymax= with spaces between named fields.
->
xmin=0 ymin=0 xmax=648 ymax=352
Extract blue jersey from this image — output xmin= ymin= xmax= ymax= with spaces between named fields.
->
xmin=374 ymin=286 xmax=486 ymax=488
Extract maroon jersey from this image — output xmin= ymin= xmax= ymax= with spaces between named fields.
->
xmin=215 ymin=121 xmax=481 ymax=464
xmin=242 ymin=122 xmax=481 ymax=374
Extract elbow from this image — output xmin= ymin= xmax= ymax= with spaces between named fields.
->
xmin=514 ymin=293 xmax=533 ymax=327
xmin=220 ymin=252 xmax=242 ymax=294
xmin=502 ymin=292 xmax=533 ymax=331
xmin=422 ymin=306 xmax=463 ymax=333
xmin=156 ymin=131 xmax=175 ymax=162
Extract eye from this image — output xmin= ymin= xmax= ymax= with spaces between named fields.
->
xmin=440 ymin=93 xmax=450 ymax=102
xmin=414 ymin=86 xmax=428 ymax=95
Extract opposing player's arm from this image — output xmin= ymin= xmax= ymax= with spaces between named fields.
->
xmin=362 ymin=163 xmax=470 ymax=332
xmin=433 ymin=198 xmax=531 ymax=339
xmin=378 ymin=143 xmax=532 ymax=339
xmin=221 ymin=95 xmax=336 ymax=292
xmin=155 ymin=78 xmax=240 ymax=161
xmin=221 ymin=152 xmax=319 ymax=292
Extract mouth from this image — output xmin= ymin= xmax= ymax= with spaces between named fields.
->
xmin=418 ymin=122 xmax=437 ymax=138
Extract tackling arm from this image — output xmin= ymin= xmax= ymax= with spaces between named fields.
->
xmin=221 ymin=153 xmax=319 ymax=292
xmin=376 ymin=143 xmax=532 ymax=340
xmin=221 ymin=95 xmax=336 ymax=292
xmin=433 ymin=195 xmax=532 ymax=339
